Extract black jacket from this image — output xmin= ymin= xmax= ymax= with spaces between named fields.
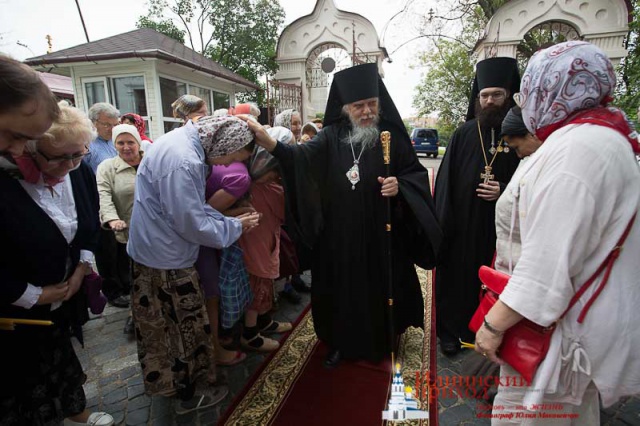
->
xmin=0 ymin=162 xmax=100 ymax=321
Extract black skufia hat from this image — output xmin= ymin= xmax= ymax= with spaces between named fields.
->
xmin=500 ymin=106 xmax=529 ymax=138
xmin=465 ymin=57 xmax=521 ymax=121
xmin=323 ymin=63 xmax=404 ymax=132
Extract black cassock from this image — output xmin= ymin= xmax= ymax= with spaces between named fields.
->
xmin=434 ymin=118 xmax=520 ymax=342
xmin=272 ymin=119 xmax=441 ymax=362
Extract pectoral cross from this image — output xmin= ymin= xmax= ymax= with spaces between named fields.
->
xmin=480 ymin=166 xmax=494 ymax=184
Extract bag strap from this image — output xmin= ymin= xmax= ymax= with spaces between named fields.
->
xmin=561 ymin=213 xmax=636 ymax=324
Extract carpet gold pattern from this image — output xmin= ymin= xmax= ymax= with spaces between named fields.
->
xmin=222 ymin=267 xmax=433 ymax=425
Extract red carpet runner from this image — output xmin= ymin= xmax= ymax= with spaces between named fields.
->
xmin=219 ymin=268 xmax=436 ymax=426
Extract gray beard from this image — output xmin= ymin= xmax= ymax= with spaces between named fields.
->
xmin=342 ymin=124 xmax=379 ymax=150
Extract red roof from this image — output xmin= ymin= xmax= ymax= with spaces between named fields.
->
xmin=38 ymin=72 xmax=73 ymax=95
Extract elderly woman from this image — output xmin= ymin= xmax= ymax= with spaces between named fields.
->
xmin=171 ymin=94 xmax=208 ymax=125
xmin=127 ymin=115 xmax=260 ymax=414
xmin=0 ymin=102 xmax=113 ymax=425
xmin=96 ymin=124 xmax=144 ymax=334
xmin=475 ymin=41 xmax=640 ymax=425
xmin=121 ymin=113 xmax=153 ymax=151
xmin=300 ymin=121 xmax=319 ymax=143
xmin=0 ymin=54 xmax=59 ymax=157
xmin=273 ymin=109 xmax=302 ymax=143
xmin=238 ymin=127 xmax=295 ymax=352
xmin=195 ymin=142 xmax=256 ymax=364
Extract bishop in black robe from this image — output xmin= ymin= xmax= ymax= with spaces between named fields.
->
xmin=261 ymin=63 xmax=442 ymax=363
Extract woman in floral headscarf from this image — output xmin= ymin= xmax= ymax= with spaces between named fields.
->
xmin=127 ymin=115 xmax=260 ymax=414
xmin=474 ymin=41 xmax=640 ymax=425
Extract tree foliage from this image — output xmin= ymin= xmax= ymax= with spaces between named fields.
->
xmin=615 ymin=0 xmax=640 ymax=121
xmin=136 ymin=16 xmax=186 ymax=44
xmin=411 ymin=5 xmax=487 ymax=133
xmin=412 ymin=39 xmax=475 ymax=132
xmin=137 ymin=0 xmax=285 ymax=102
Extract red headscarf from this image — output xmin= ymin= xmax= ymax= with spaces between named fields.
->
xmin=122 ymin=113 xmax=152 ymax=142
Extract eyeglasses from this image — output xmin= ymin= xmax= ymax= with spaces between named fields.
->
xmin=36 ymin=146 xmax=90 ymax=165
xmin=478 ymin=91 xmax=506 ymax=101
xmin=96 ymin=120 xmax=118 ymax=129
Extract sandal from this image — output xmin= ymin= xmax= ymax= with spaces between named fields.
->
xmin=260 ymin=320 xmax=292 ymax=334
xmin=216 ymin=350 xmax=247 ymax=366
xmin=175 ymin=386 xmax=228 ymax=415
xmin=64 ymin=412 xmax=114 ymax=426
xmin=240 ymin=333 xmax=280 ymax=352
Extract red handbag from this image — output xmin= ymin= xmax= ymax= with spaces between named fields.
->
xmin=469 ymin=214 xmax=636 ymax=385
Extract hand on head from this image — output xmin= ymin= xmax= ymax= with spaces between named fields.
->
xmin=235 ymin=115 xmax=277 ymax=152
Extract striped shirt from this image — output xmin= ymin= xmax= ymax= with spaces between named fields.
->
xmin=85 ymin=136 xmax=117 ymax=174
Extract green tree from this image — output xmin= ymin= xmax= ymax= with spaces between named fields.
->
xmin=136 ymin=16 xmax=185 ymax=44
xmin=615 ymin=0 xmax=640 ymax=121
xmin=403 ymin=119 xmax=414 ymax=135
xmin=408 ymin=3 xmax=490 ymax=131
xmin=412 ymin=39 xmax=475 ymax=130
xmin=137 ymin=0 xmax=285 ymax=103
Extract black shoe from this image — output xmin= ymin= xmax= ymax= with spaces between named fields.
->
xmin=440 ymin=340 xmax=460 ymax=356
xmin=291 ymin=275 xmax=311 ymax=293
xmin=324 ymin=349 xmax=341 ymax=368
xmin=279 ymin=288 xmax=302 ymax=304
xmin=123 ymin=316 xmax=134 ymax=335
xmin=108 ymin=295 xmax=130 ymax=308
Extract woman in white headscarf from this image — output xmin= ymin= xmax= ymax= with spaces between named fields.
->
xmin=474 ymin=41 xmax=640 ymax=425
xmin=273 ymin=109 xmax=302 ymax=143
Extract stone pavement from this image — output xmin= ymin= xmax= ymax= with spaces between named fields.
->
xmin=74 ymin=269 xmax=640 ymax=425
xmin=73 ymin=273 xmax=312 ymax=426
xmin=435 ymin=344 xmax=640 ymax=425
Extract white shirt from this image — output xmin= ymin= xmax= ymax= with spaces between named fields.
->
xmin=12 ymin=176 xmax=93 ymax=310
xmin=496 ymin=124 xmax=640 ymax=408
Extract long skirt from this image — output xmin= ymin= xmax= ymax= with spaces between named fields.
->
xmin=0 ymin=316 xmax=86 ymax=425
xmin=248 ymin=275 xmax=274 ymax=315
xmin=131 ymin=262 xmax=215 ymax=397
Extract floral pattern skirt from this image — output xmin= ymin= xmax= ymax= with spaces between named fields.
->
xmin=0 ymin=318 xmax=86 ymax=425
xmin=131 ymin=262 xmax=215 ymax=397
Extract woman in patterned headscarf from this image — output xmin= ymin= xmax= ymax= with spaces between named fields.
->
xmin=172 ymin=94 xmax=208 ymax=124
xmin=273 ymin=109 xmax=302 ymax=142
xmin=474 ymin=41 xmax=640 ymax=425
xmin=127 ymin=115 xmax=259 ymax=415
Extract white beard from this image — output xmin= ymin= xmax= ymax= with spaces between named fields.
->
xmin=342 ymin=116 xmax=380 ymax=150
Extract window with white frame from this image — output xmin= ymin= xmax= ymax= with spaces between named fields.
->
xmin=83 ymin=77 xmax=109 ymax=108
xmin=112 ymin=76 xmax=147 ymax=116
xmin=213 ymin=91 xmax=230 ymax=110
xmin=159 ymin=76 xmax=231 ymax=134
xmin=188 ymin=85 xmax=212 ymax=115
xmin=82 ymin=75 xmax=150 ymax=136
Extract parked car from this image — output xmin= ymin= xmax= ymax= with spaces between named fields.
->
xmin=410 ymin=128 xmax=439 ymax=158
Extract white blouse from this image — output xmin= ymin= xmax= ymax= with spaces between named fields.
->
xmin=496 ymin=124 xmax=640 ymax=408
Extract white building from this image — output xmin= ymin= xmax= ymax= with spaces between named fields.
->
xmin=24 ymin=28 xmax=259 ymax=139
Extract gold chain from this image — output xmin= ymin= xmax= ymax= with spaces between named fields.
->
xmin=477 ymin=120 xmax=499 ymax=168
